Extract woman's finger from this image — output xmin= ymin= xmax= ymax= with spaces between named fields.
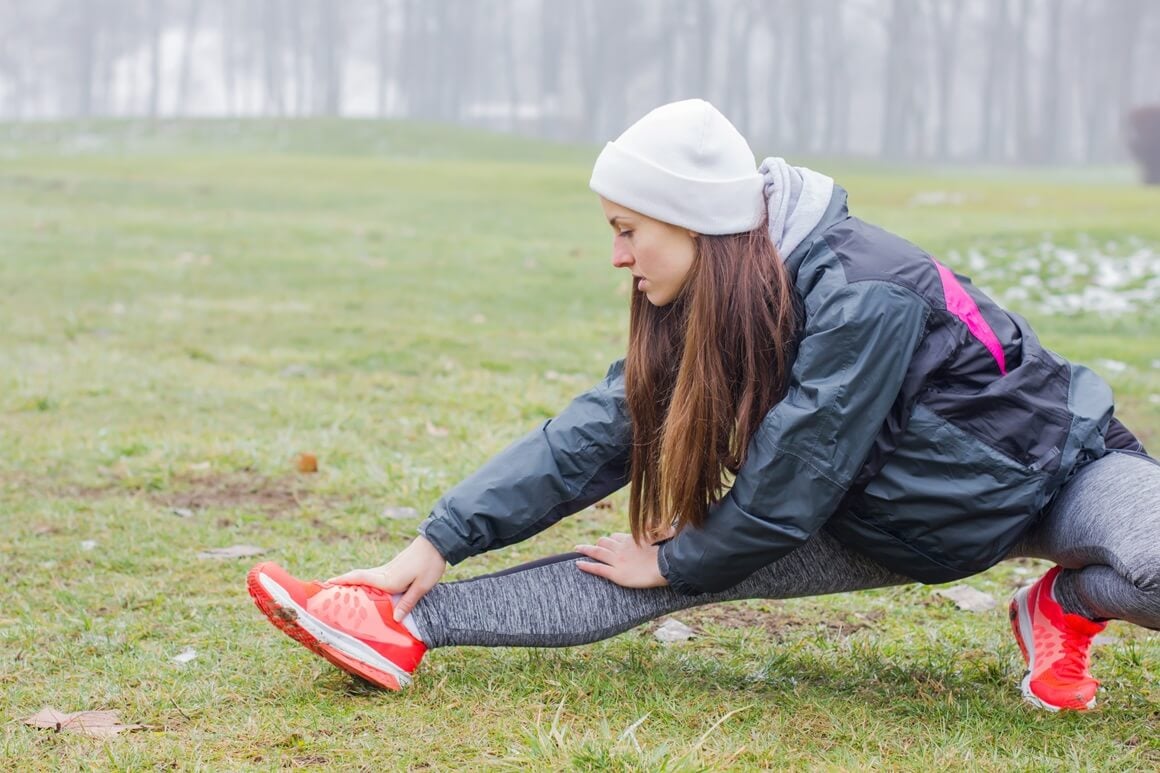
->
xmin=327 ymin=568 xmax=376 ymax=585
xmin=394 ymin=581 xmax=429 ymax=621
xmin=574 ymin=544 xmax=615 ymax=564
xmin=327 ymin=568 xmax=401 ymax=592
xmin=576 ymin=560 xmax=613 ymax=580
xmin=595 ymin=535 xmax=624 ymax=550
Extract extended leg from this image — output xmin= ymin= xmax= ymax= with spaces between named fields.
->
xmin=408 ymin=529 xmax=910 ymax=648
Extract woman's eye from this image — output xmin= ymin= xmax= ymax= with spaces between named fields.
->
xmin=618 ymin=230 xmax=633 ymax=238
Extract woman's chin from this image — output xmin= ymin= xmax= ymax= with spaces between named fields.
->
xmin=644 ymin=290 xmax=675 ymax=306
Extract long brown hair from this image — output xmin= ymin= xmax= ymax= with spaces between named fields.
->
xmin=625 ymin=214 xmax=799 ymax=543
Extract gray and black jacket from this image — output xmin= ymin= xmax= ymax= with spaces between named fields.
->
xmin=418 ymin=186 xmax=1142 ymax=595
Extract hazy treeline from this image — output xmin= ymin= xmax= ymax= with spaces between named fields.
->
xmin=1 ymin=0 xmax=1156 ymax=164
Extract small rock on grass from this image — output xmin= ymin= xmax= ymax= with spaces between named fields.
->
xmin=654 ymin=618 xmax=695 ymax=643
xmin=934 ymin=585 xmax=996 ymax=612
xmin=197 ymin=544 xmax=266 ymax=560
xmin=381 ymin=506 xmax=419 ymax=520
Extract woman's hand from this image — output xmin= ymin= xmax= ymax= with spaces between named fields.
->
xmin=328 ymin=535 xmax=446 ymax=621
xmin=574 ymin=532 xmax=669 ymax=588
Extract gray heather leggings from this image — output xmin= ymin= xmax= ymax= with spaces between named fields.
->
xmin=408 ymin=451 xmax=1160 ymax=648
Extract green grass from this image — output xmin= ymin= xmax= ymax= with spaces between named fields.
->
xmin=1 ymin=120 xmax=1158 ymax=770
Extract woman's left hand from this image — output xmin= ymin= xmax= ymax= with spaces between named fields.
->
xmin=574 ymin=532 xmax=669 ymax=588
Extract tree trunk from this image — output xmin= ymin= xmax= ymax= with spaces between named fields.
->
xmin=376 ymin=0 xmax=390 ymax=116
xmin=315 ymin=1 xmax=342 ymax=116
xmin=790 ymin=0 xmax=814 ymax=153
xmin=881 ymin=0 xmax=915 ymax=159
xmin=691 ymin=0 xmax=714 ymax=99
xmin=73 ymin=1 xmax=98 ymax=117
xmin=722 ymin=2 xmax=752 ymax=138
xmin=1010 ymin=0 xmax=1031 ymax=161
xmin=925 ymin=0 xmax=962 ymax=161
xmin=262 ymin=0 xmax=284 ymax=115
xmin=574 ymin=0 xmax=604 ymax=139
xmin=538 ymin=0 xmax=566 ymax=136
xmin=501 ymin=0 xmax=521 ymax=132
xmin=221 ymin=0 xmax=238 ymax=115
xmin=148 ymin=0 xmax=163 ymax=118
xmin=1039 ymin=0 xmax=1064 ymax=162
xmin=978 ymin=0 xmax=1009 ymax=161
xmin=176 ymin=0 xmax=203 ymax=116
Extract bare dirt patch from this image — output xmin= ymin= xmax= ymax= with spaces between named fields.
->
xmin=153 ymin=471 xmax=318 ymax=514
xmin=657 ymin=603 xmax=884 ymax=641
xmin=46 ymin=468 xmax=336 ymax=516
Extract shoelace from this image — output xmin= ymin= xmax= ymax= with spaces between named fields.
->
xmin=1052 ymin=625 xmax=1095 ymax=682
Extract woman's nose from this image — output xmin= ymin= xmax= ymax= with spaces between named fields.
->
xmin=611 ymin=242 xmax=633 ymax=268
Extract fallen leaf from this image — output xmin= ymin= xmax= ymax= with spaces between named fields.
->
xmin=171 ymin=507 xmax=195 ymax=518
xmin=172 ymin=647 xmax=197 ymax=664
xmin=934 ymin=585 xmax=996 ymax=612
xmin=80 ymin=540 xmax=97 ymax=551
xmin=425 ymin=421 xmax=448 ymax=438
xmin=654 ymin=618 xmax=695 ymax=644
xmin=381 ymin=506 xmax=419 ymax=520
xmin=197 ymin=544 xmax=266 ymax=560
xmin=295 ymin=452 xmax=318 ymax=473
xmin=23 ymin=707 xmax=144 ymax=738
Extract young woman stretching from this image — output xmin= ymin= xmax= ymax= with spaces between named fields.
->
xmin=248 ymin=99 xmax=1158 ymax=712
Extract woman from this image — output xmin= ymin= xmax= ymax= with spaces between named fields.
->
xmin=247 ymin=99 xmax=1158 ymax=712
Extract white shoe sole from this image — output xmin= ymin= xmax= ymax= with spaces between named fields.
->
xmin=257 ymin=570 xmax=412 ymax=687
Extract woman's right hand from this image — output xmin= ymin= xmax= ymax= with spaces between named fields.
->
xmin=327 ymin=535 xmax=447 ymax=621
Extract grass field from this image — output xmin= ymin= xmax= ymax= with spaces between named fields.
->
xmin=1 ymin=120 xmax=1158 ymax=770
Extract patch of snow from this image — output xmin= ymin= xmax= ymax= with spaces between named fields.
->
xmin=654 ymin=618 xmax=695 ymax=643
xmin=173 ymin=647 xmax=197 ymax=664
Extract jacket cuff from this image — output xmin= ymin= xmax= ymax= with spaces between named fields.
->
xmin=417 ymin=514 xmax=473 ymax=565
xmin=657 ymin=540 xmax=705 ymax=596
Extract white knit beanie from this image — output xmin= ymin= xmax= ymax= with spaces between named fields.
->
xmin=589 ymin=99 xmax=765 ymax=235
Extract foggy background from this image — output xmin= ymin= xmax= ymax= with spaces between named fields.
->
xmin=1 ymin=0 xmax=1157 ymax=164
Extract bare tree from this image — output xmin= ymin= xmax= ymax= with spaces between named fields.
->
xmin=923 ymin=0 xmax=963 ymax=161
xmin=314 ymin=0 xmax=343 ymax=116
xmin=174 ymin=0 xmax=203 ymax=115
xmin=375 ymin=0 xmax=391 ymax=116
xmin=146 ymin=0 xmax=165 ymax=117
xmin=537 ymin=0 xmax=567 ymax=136
xmin=881 ymin=0 xmax=920 ymax=159
xmin=977 ymin=0 xmax=1012 ymax=161
xmin=260 ymin=0 xmax=285 ymax=115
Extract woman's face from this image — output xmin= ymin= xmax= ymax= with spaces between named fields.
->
xmin=599 ymin=197 xmax=698 ymax=306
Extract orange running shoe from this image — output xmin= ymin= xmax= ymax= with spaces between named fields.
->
xmin=247 ymin=562 xmax=426 ymax=690
xmin=1009 ymin=565 xmax=1106 ymax=711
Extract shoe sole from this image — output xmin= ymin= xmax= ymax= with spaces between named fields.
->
xmin=246 ymin=567 xmax=411 ymax=691
xmin=1009 ymin=585 xmax=1094 ymax=712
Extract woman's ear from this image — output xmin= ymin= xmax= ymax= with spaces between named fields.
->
xmin=688 ymin=230 xmax=699 ymax=239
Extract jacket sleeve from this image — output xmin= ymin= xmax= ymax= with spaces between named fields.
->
xmin=658 ymin=280 xmax=930 ymax=595
xmin=418 ymin=360 xmax=631 ymax=564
